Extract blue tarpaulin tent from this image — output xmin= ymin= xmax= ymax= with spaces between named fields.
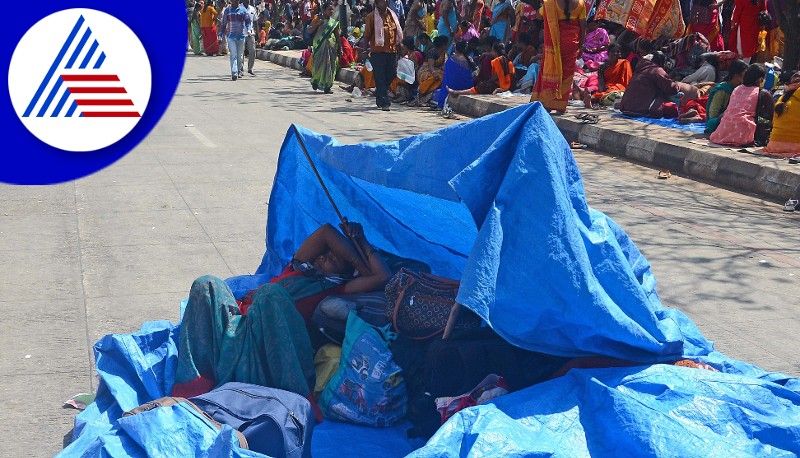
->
xmin=60 ymin=104 xmax=800 ymax=457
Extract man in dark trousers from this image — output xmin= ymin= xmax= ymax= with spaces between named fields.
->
xmin=363 ymin=0 xmax=403 ymax=110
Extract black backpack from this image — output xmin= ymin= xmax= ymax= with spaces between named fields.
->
xmin=392 ymin=334 xmax=569 ymax=438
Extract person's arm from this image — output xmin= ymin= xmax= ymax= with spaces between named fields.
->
xmin=220 ymin=9 xmax=229 ymax=35
xmin=598 ymin=64 xmax=607 ymax=91
xmin=338 ymin=222 xmax=391 ymax=294
xmin=294 ymin=224 xmax=370 ymax=274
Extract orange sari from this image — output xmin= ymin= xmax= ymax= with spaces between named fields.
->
xmin=531 ymin=0 xmax=586 ymax=112
xmin=592 ymin=58 xmax=633 ymax=101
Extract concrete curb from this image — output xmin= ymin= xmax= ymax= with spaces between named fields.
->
xmin=258 ymin=49 xmax=800 ymax=202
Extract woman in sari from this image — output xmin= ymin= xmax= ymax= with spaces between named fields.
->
xmin=309 ymin=2 xmax=341 ymax=93
xmin=490 ymin=0 xmax=515 ymax=42
xmin=173 ymin=223 xmax=390 ymax=399
xmin=764 ymin=71 xmax=800 ymax=157
xmin=581 ymin=20 xmax=609 ymax=68
xmin=531 ymin=0 xmax=587 ymax=113
xmin=418 ymin=35 xmax=449 ymax=98
xmin=728 ymin=0 xmax=767 ymax=62
xmin=686 ymin=0 xmax=724 ymax=51
xmin=579 ymin=44 xmax=632 ymax=107
xmin=704 ymin=59 xmax=748 ymax=134
xmin=200 ymin=1 xmax=220 ymax=55
xmin=710 ymin=63 xmax=774 ymax=147
xmin=449 ymin=42 xmax=515 ymax=95
xmin=434 ymin=40 xmax=475 ymax=107
xmin=190 ymin=2 xmax=204 ymax=55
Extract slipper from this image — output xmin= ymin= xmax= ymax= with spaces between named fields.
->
xmin=569 ymin=141 xmax=587 ymax=150
xmin=789 ymin=156 xmax=800 ymax=164
xmin=658 ymin=170 xmax=672 ymax=179
xmin=783 ymin=199 xmax=799 ymax=212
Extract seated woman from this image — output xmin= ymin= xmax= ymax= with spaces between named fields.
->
xmin=618 ymin=52 xmax=695 ymax=118
xmin=173 ymin=223 xmax=390 ymax=399
xmin=764 ymin=71 xmax=800 ymax=156
xmin=579 ymin=44 xmax=632 ymax=108
xmin=433 ymin=40 xmax=475 ymax=107
xmin=710 ymin=63 xmax=774 ymax=147
xmin=511 ymin=33 xmax=539 ymax=93
xmin=417 ymin=35 xmax=450 ymax=100
xmin=581 ymin=21 xmax=610 ymax=69
xmin=704 ymin=59 xmax=749 ymax=134
xmin=448 ymin=42 xmax=514 ymax=96
xmin=682 ymin=53 xmax=719 ymax=84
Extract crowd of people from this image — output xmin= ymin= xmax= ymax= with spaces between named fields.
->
xmin=188 ymin=0 xmax=799 ymax=152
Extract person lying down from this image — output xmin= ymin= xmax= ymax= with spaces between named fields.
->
xmin=172 ymin=222 xmax=390 ymax=400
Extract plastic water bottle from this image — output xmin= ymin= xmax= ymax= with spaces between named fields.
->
xmin=365 ymin=59 xmax=373 ymax=72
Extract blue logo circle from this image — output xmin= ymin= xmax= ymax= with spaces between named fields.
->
xmin=2 ymin=2 xmax=187 ymax=184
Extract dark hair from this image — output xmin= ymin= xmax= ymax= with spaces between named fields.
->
xmin=433 ymin=35 xmax=449 ymax=48
xmin=454 ymin=40 xmax=468 ymax=55
xmin=758 ymin=10 xmax=772 ymax=27
xmin=651 ymin=51 xmax=667 ymax=67
xmin=460 ymin=20 xmax=470 ymax=29
xmin=417 ymin=32 xmax=431 ymax=42
xmin=564 ymin=0 xmax=572 ymax=20
xmin=724 ymin=59 xmax=748 ymax=81
xmin=743 ymin=63 xmax=766 ymax=86
xmin=775 ymin=71 xmax=800 ymax=116
xmin=401 ymin=36 xmax=416 ymax=51
xmin=518 ymin=32 xmax=533 ymax=46
xmin=775 ymin=87 xmax=796 ymax=116
xmin=492 ymin=41 xmax=506 ymax=55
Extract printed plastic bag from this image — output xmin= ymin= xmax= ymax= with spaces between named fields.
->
xmin=320 ymin=313 xmax=407 ymax=427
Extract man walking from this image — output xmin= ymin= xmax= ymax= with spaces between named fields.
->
xmin=220 ymin=0 xmax=252 ymax=80
xmin=244 ymin=0 xmax=258 ymax=75
xmin=364 ymin=0 xmax=403 ymax=110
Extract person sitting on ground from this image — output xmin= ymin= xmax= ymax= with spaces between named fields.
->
xmin=682 ymin=53 xmax=720 ymax=84
xmin=580 ymin=43 xmax=632 ymax=108
xmin=710 ymin=63 xmax=774 ymax=147
xmin=433 ymin=40 xmax=475 ymax=107
xmin=581 ymin=20 xmax=610 ymax=69
xmin=764 ymin=71 xmax=800 ymax=156
xmin=511 ymin=33 xmax=539 ymax=93
xmin=449 ymin=41 xmax=515 ymax=96
xmin=173 ymin=222 xmax=390 ymax=400
xmin=392 ymin=37 xmax=425 ymax=104
xmin=417 ymin=35 xmax=449 ymax=101
xmin=704 ymin=59 xmax=749 ymax=134
xmin=618 ymin=51 xmax=697 ymax=118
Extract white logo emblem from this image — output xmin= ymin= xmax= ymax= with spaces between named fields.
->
xmin=8 ymin=9 xmax=152 ymax=152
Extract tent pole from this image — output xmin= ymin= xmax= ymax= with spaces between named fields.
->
xmin=291 ymin=125 xmax=370 ymax=268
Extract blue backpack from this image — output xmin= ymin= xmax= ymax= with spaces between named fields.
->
xmin=191 ymin=382 xmax=313 ymax=458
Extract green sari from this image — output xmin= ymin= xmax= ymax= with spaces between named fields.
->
xmin=190 ymin=11 xmax=203 ymax=55
xmin=704 ymin=81 xmax=734 ymax=135
xmin=311 ymin=17 xmax=340 ymax=92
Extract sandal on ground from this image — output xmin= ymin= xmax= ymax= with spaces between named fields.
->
xmin=783 ymin=199 xmax=799 ymax=212
xmin=658 ymin=170 xmax=672 ymax=179
xmin=789 ymin=156 xmax=800 ymax=164
xmin=569 ymin=141 xmax=587 ymax=150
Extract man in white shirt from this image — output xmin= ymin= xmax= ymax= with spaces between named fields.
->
xmin=243 ymin=0 xmax=258 ymax=75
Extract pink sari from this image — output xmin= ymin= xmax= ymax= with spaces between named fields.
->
xmin=709 ymin=85 xmax=758 ymax=146
xmin=581 ymin=27 xmax=609 ymax=66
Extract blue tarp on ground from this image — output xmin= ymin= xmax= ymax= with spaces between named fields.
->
xmin=61 ymin=104 xmax=800 ymax=457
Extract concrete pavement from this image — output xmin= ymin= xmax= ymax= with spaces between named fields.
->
xmin=1 ymin=53 xmax=798 ymax=456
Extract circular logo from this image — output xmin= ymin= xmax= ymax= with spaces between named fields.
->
xmin=8 ymin=9 xmax=151 ymax=152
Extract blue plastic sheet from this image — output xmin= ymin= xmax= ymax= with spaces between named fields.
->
xmin=61 ymin=104 xmax=800 ymax=457
xmin=613 ymin=113 xmax=707 ymax=134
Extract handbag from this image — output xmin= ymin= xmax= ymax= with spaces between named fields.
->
xmin=384 ymin=268 xmax=480 ymax=340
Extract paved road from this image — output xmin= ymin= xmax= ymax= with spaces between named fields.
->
xmin=1 ymin=54 xmax=798 ymax=456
